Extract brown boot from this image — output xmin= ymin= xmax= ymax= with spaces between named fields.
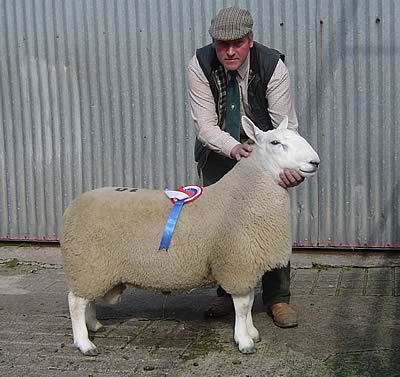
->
xmin=269 ymin=303 xmax=298 ymax=328
xmin=204 ymin=296 xmax=234 ymax=318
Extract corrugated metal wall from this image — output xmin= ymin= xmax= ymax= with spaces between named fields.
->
xmin=0 ymin=0 xmax=399 ymax=248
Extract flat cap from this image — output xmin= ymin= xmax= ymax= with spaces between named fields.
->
xmin=209 ymin=6 xmax=253 ymax=41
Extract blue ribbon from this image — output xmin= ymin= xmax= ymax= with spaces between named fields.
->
xmin=159 ymin=199 xmax=185 ymax=251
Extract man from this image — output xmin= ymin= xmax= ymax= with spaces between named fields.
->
xmin=187 ymin=6 xmax=303 ymax=328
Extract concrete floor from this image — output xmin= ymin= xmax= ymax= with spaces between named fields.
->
xmin=0 ymin=244 xmax=399 ymax=377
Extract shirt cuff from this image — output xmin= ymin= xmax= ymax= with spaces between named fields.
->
xmin=220 ymin=137 xmax=241 ymax=158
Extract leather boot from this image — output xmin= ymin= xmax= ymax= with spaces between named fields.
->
xmin=269 ymin=303 xmax=298 ymax=328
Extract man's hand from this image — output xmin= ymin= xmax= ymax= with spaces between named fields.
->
xmin=230 ymin=143 xmax=253 ymax=161
xmin=279 ymin=169 xmax=304 ymax=188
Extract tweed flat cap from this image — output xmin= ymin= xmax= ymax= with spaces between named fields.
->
xmin=209 ymin=7 xmax=253 ymax=41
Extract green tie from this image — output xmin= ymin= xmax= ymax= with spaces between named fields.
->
xmin=225 ymin=71 xmax=241 ymax=141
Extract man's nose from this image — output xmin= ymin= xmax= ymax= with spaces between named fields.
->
xmin=227 ymin=46 xmax=235 ymax=56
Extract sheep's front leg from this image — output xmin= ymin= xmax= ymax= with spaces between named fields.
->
xmin=245 ymin=289 xmax=259 ymax=342
xmin=68 ymin=292 xmax=98 ymax=356
xmin=231 ymin=289 xmax=257 ymax=354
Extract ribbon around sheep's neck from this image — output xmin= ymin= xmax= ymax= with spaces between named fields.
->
xmin=159 ymin=185 xmax=203 ymax=251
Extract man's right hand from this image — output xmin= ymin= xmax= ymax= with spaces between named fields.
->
xmin=230 ymin=143 xmax=253 ymax=161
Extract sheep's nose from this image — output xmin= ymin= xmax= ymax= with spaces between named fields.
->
xmin=310 ymin=160 xmax=320 ymax=168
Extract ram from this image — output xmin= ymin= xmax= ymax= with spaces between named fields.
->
xmin=61 ymin=116 xmax=320 ymax=355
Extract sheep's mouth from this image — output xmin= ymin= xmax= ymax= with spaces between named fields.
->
xmin=300 ymin=168 xmax=317 ymax=173
xmin=299 ymin=168 xmax=318 ymax=177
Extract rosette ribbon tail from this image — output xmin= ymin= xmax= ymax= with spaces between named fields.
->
xmin=159 ymin=199 xmax=185 ymax=251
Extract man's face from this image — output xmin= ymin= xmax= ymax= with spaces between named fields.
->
xmin=213 ymin=35 xmax=253 ymax=71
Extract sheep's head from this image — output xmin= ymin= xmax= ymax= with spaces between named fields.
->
xmin=242 ymin=116 xmax=320 ymax=180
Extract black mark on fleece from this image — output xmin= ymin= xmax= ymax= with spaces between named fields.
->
xmin=115 ymin=187 xmax=138 ymax=193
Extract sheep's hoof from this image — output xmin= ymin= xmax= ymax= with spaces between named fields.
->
xmin=236 ymin=337 xmax=256 ymax=354
xmin=82 ymin=347 xmax=99 ymax=356
xmin=93 ymin=325 xmax=106 ymax=333
xmin=87 ymin=321 xmax=104 ymax=332
xmin=239 ymin=344 xmax=256 ymax=354
xmin=77 ymin=340 xmax=99 ymax=356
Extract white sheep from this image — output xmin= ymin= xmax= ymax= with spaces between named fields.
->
xmin=61 ymin=116 xmax=320 ymax=356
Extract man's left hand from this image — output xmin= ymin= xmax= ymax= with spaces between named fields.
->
xmin=279 ymin=169 xmax=304 ymax=188
xmin=230 ymin=143 xmax=254 ymax=161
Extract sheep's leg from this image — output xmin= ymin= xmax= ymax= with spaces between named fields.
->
xmin=245 ymin=289 xmax=260 ymax=342
xmin=85 ymin=300 xmax=103 ymax=332
xmin=103 ymin=283 xmax=126 ymax=305
xmin=231 ymin=290 xmax=256 ymax=354
xmin=68 ymin=291 xmax=98 ymax=356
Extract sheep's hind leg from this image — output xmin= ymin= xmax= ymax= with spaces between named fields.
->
xmin=231 ymin=289 xmax=257 ymax=354
xmin=68 ymin=291 xmax=98 ymax=356
xmin=103 ymin=283 xmax=126 ymax=305
xmin=85 ymin=300 xmax=103 ymax=332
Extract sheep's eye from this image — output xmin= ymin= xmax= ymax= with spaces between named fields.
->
xmin=271 ymin=140 xmax=281 ymax=145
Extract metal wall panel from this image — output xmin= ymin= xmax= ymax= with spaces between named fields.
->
xmin=0 ymin=0 xmax=399 ymax=248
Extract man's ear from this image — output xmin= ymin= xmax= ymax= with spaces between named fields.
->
xmin=241 ymin=116 xmax=263 ymax=143
xmin=247 ymin=32 xmax=254 ymax=48
xmin=248 ymin=36 xmax=254 ymax=49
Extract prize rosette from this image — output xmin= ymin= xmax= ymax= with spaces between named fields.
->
xmin=164 ymin=185 xmax=203 ymax=204
xmin=159 ymin=185 xmax=203 ymax=250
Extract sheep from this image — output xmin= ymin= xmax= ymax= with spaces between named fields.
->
xmin=61 ymin=115 xmax=320 ymax=356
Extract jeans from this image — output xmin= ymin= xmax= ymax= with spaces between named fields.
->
xmin=200 ymin=151 xmax=291 ymax=308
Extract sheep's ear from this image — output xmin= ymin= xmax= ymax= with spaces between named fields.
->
xmin=277 ymin=115 xmax=289 ymax=130
xmin=241 ymin=116 xmax=263 ymax=143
